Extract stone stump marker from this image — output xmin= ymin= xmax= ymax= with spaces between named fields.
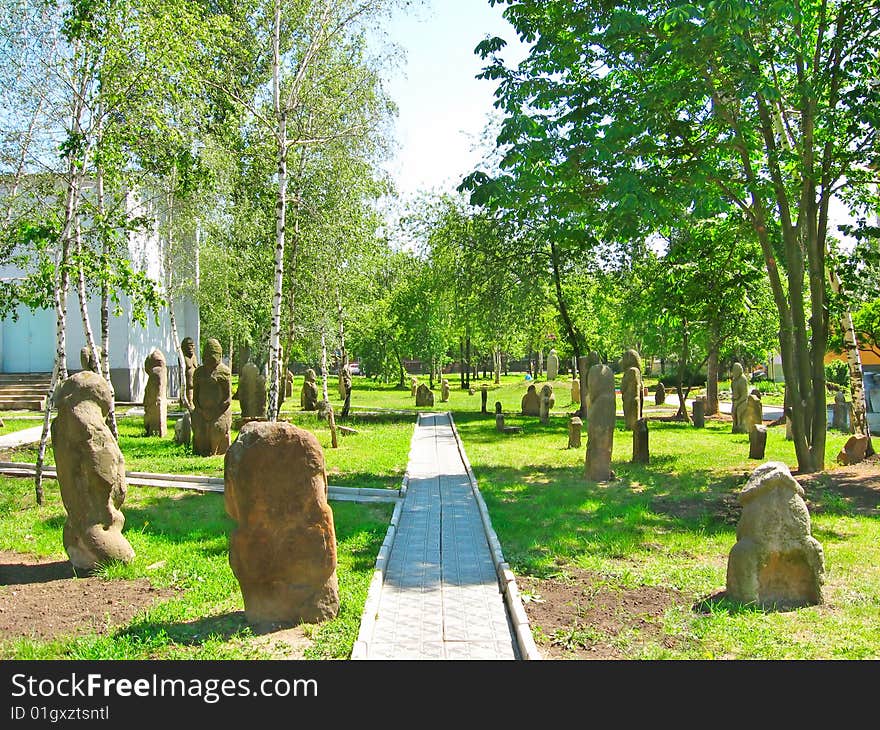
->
xmin=481 ymin=384 xmax=488 ymax=413
xmin=571 ymin=377 xmax=580 ymax=406
xmin=180 ymin=336 xmax=198 ymax=409
xmin=51 ymin=372 xmax=135 ymax=571
xmin=521 ymin=384 xmax=541 ymax=416
xmin=620 ymin=349 xmax=643 ymax=430
xmin=192 ymin=338 xmax=232 ymax=456
xmin=441 ymin=379 xmax=450 ymax=402
xmin=238 ymin=361 xmax=267 ymax=419
xmin=692 ymin=397 xmax=706 ymax=428
xmin=655 ymin=382 xmax=666 ymax=406
xmin=632 ymin=417 xmax=649 ymax=464
xmin=539 ymin=384 xmax=555 ymax=424
xmin=143 ymin=348 xmax=168 ymax=437
xmin=300 ymin=368 xmax=319 ymax=411
xmin=749 ymin=424 xmax=768 ymax=460
xmin=568 ymin=416 xmax=583 ymax=449
xmin=837 ymin=434 xmax=869 ymax=466
xmin=495 ymin=401 xmax=505 ymax=433
xmin=415 ymin=383 xmax=434 ymax=407
xmin=225 ymin=421 xmax=339 ymax=625
xmin=832 ymin=391 xmax=850 ymax=432
xmin=585 ymin=363 xmax=615 ymax=482
xmin=546 ymin=348 xmax=559 ymax=380
xmin=730 ymin=362 xmax=750 ymax=433
xmin=174 ymin=411 xmax=192 ymax=446
xmin=726 ymin=461 xmax=824 ymax=608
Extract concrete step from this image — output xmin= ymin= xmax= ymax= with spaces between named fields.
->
xmin=0 ymin=398 xmax=46 ymax=411
xmin=0 ymin=386 xmax=50 ymax=396
xmin=0 ymin=373 xmax=52 ymax=384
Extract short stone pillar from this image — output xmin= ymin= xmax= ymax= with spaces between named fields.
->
xmin=568 ymin=417 xmax=582 ymax=449
xmin=495 ymin=402 xmax=505 ymax=433
xmin=726 ymin=462 xmax=824 ymax=608
xmin=585 ymin=364 xmax=615 ymax=482
xmin=546 ymin=349 xmax=559 ymax=380
xmin=174 ymin=411 xmax=192 ymax=446
xmin=410 ymin=376 xmax=418 ymax=397
xmin=692 ymin=397 xmax=706 ymax=428
xmin=238 ymin=361 xmax=266 ymax=419
xmin=415 ymin=383 xmax=434 ymax=407
xmin=521 ymin=384 xmax=540 ymax=416
xmin=837 ymin=434 xmax=869 ymax=466
xmin=744 ymin=393 xmax=763 ymax=434
xmin=225 ymin=421 xmax=339 ymax=625
xmin=192 ymin=338 xmax=233 ymax=456
xmin=655 ymin=382 xmax=666 ymax=406
xmin=300 ymin=368 xmax=319 ymax=411
xmin=143 ymin=349 xmax=168 ymax=437
xmin=441 ymin=378 xmax=450 ymax=402
xmin=539 ymin=384 xmax=555 ymax=424
xmin=832 ymin=391 xmax=850 ymax=432
xmin=571 ymin=377 xmax=580 ymax=405
xmin=51 ymin=372 xmax=135 ymax=571
xmin=632 ymin=417 xmax=649 ymax=464
xmin=481 ymin=384 xmax=488 ymax=413
xmin=749 ymin=424 xmax=768 ymax=459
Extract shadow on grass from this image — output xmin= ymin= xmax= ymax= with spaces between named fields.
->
xmin=693 ymin=589 xmax=806 ymax=615
xmin=115 ymin=610 xmax=253 ymax=647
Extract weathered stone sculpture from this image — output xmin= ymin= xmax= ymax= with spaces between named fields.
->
xmin=568 ymin=417 xmax=583 ymax=449
xmin=692 ymin=396 xmax=706 ymax=428
xmin=837 ymin=434 xmax=869 ymax=466
xmin=180 ymin=337 xmax=198 ymax=410
xmin=174 ymin=411 xmax=192 ymax=446
xmin=744 ymin=392 xmax=763 ymax=434
xmin=80 ymin=346 xmax=98 ymax=373
xmin=481 ymin=383 xmax=488 ymax=413
xmin=301 ymin=368 xmax=319 ymax=411
xmin=337 ymin=364 xmax=351 ymax=401
xmin=539 ymin=384 xmax=555 ymax=424
xmin=495 ymin=401 xmax=505 ymax=432
xmin=571 ymin=377 xmax=580 ymax=406
xmin=726 ymin=462 xmax=824 ymax=608
xmin=225 ymin=421 xmax=339 ymax=625
xmin=410 ymin=376 xmax=418 ymax=397
xmin=585 ymin=363 xmax=615 ymax=482
xmin=655 ymin=382 xmax=666 ymax=406
xmin=832 ymin=390 xmax=850 ymax=432
xmin=415 ymin=383 xmax=434 ymax=407
xmin=521 ymin=384 xmax=541 ymax=416
xmin=238 ymin=361 xmax=266 ymax=419
xmin=620 ymin=348 xmax=643 ymax=431
xmin=51 ymin=371 xmax=135 ymax=571
xmin=143 ymin=348 xmax=168 ymax=437
xmin=749 ymin=424 xmax=768 ymax=459
xmin=632 ymin=418 xmax=649 ymax=464
xmin=546 ymin=349 xmax=559 ymax=380
xmin=192 ymin=338 xmax=232 ymax=456
xmin=730 ymin=362 xmax=750 ymax=434
xmin=441 ymin=378 xmax=450 ymax=402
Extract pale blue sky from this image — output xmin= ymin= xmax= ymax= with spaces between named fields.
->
xmin=379 ymin=0 xmax=528 ymax=203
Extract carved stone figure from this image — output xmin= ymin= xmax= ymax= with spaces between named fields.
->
xmin=568 ymin=417 xmax=583 ymax=449
xmin=585 ymin=363 xmax=615 ymax=482
xmin=655 ymin=382 xmax=666 ymax=406
xmin=620 ymin=349 xmax=643 ymax=431
xmin=180 ymin=337 xmax=198 ymax=410
xmin=79 ymin=346 xmax=98 ymax=373
xmin=539 ymin=384 xmax=555 ymax=424
xmin=571 ymin=377 xmax=580 ymax=406
xmin=521 ymin=384 xmax=541 ymax=416
xmin=415 ymin=383 xmax=434 ymax=407
xmin=730 ymin=362 xmax=750 ymax=434
xmin=301 ymin=368 xmax=319 ymax=411
xmin=225 ymin=421 xmax=339 ymax=625
xmin=441 ymin=378 xmax=450 ymax=402
xmin=192 ymin=338 xmax=232 ymax=456
xmin=51 ymin=372 xmax=135 ymax=571
xmin=143 ymin=349 xmax=168 ymax=437
xmin=546 ymin=349 xmax=559 ymax=380
xmin=238 ymin=361 xmax=266 ymax=419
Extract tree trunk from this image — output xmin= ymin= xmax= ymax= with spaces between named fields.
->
xmin=706 ymin=338 xmax=720 ymax=417
xmin=96 ymin=150 xmax=118 ymax=436
xmin=321 ymin=328 xmax=338 ymax=448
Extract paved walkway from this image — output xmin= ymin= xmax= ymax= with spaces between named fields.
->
xmin=353 ymin=412 xmax=520 ymax=660
xmin=0 ymin=426 xmax=45 ymax=449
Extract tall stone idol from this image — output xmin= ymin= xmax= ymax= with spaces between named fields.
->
xmin=80 ymin=346 xmax=98 ymax=373
xmin=415 ymin=382 xmax=434 ymax=407
xmin=546 ymin=348 xmax=559 ymax=381
xmin=225 ymin=421 xmax=339 ymax=625
xmin=301 ymin=368 xmax=319 ymax=411
xmin=441 ymin=378 xmax=450 ymax=402
xmin=180 ymin=336 xmax=199 ymax=410
xmin=192 ymin=338 xmax=233 ymax=456
xmin=539 ymin=384 xmax=555 ymax=424
xmin=620 ymin=348 xmax=643 ymax=431
xmin=730 ymin=362 xmax=750 ymax=434
xmin=521 ymin=383 xmax=541 ymax=417
xmin=143 ymin=349 xmax=168 ymax=437
xmin=51 ymin=372 xmax=135 ymax=571
xmin=585 ymin=362 xmax=616 ymax=482
xmin=238 ymin=361 xmax=267 ymax=419
xmin=338 ymin=364 xmax=351 ymax=401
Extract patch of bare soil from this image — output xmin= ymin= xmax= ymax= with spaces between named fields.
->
xmin=0 ymin=550 xmax=178 ymax=643
xmin=517 ymin=566 xmax=685 ymax=659
xmin=797 ymin=453 xmax=880 ymax=516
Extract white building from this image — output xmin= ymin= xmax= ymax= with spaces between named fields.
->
xmin=0 ymin=183 xmax=199 ymax=402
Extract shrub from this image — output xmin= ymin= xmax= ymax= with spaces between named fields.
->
xmin=659 ymin=369 xmax=707 ymax=388
xmin=824 ymin=359 xmax=849 ymax=388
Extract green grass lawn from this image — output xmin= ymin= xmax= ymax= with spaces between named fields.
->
xmin=0 ymin=475 xmax=393 ymax=659
xmin=453 ymin=411 xmax=879 ymax=659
